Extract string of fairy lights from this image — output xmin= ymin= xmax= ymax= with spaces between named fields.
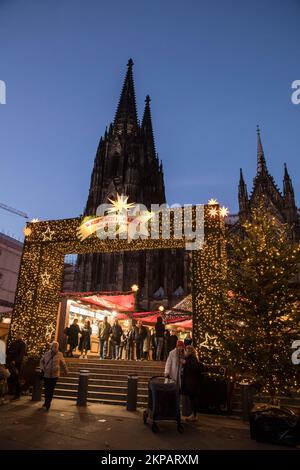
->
xmin=10 ymin=196 xmax=227 ymax=358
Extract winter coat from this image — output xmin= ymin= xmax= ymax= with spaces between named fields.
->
xmin=136 ymin=325 xmax=147 ymax=342
xmin=181 ymin=355 xmax=204 ymax=397
xmin=184 ymin=337 xmax=192 ymax=347
xmin=40 ymin=350 xmax=68 ymax=379
xmin=143 ymin=328 xmax=151 ymax=353
xmin=164 ymin=348 xmax=184 ymax=387
xmin=79 ymin=326 xmax=92 ymax=351
xmin=155 ymin=322 xmax=165 ymax=338
xmin=111 ymin=324 xmax=123 ymax=344
xmin=167 ymin=334 xmax=178 ymax=353
xmin=99 ymin=322 xmax=112 ymax=341
xmin=6 ymin=339 xmax=26 ymax=367
xmin=67 ymin=324 xmax=80 ymax=348
xmin=126 ymin=328 xmax=136 ymax=349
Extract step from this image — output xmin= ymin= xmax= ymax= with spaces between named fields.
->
xmin=55 ymin=382 xmax=148 ymax=394
xmin=54 ymin=389 xmax=148 ymax=403
xmin=58 ymin=376 xmax=149 ymax=386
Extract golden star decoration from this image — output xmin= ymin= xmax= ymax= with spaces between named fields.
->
xmin=41 ymin=226 xmax=55 ymax=241
xmin=208 ymin=198 xmax=218 ymax=205
xmin=107 ymin=193 xmax=135 ymax=214
xmin=200 ymin=332 xmax=219 ymax=350
xmin=31 ymin=218 xmax=39 ymax=223
xmin=219 ymin=206 xmax=229 ymax=217
xmin=209 ymin=207 xmax=218 ymax=218
xmin=23 ymin=227 xmax=32 ymax=237
xmin=41 ymin=271 xmax=51 ymax=286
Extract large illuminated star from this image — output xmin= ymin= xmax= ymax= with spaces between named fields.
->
xmin=209 ymin=207 xmax=218 ymax=218
xmin=219 ymin=206 xmax=229 ymax=217
xmin=200 ymin=332 xmax=219 ymax=350
xmin=41 ymin=226 xmax=55 ymax=241
xmin=208 ymin=198 xmax=218 ymax=205
xmin=107 ymin=193 xmax=135 ymax=214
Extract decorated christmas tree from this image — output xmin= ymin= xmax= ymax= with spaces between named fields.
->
xmin=219 ymin=205 xmax=300 ymax=397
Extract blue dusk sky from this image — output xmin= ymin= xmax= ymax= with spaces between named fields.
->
xmin=0 ymin=0 xmax=299 ymax=239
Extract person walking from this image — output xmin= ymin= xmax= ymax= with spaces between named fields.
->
xmin=111 ymin=319 xmax=123 ymax=360
xmin=65 ymin=319 xmax=80 ymax=357
xmin=98 ymin=317 xmax=112 ymax=359
xmin=6 ymin=331 xmax=26 ymax=374
xmin=40 ymin=341 xmax=68 ymax=411
xmin=155 ymin=316 xmax=165 ymax=361
xmin=164 ymin=340 xmax=185 ymax=388
xmin=181 ymin=345 xmax=204 ymax=421
xmin=79 ymin=320 xmax=92 ymax=359
xmin=6 ymin=331 xmax=27 ymax=399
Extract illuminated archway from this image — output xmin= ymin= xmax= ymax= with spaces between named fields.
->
xmin=10 ymin=204 xmax=225 ymax=356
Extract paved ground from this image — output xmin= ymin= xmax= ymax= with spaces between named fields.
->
xmin=0 ymin=397 xmax=297 ymax=450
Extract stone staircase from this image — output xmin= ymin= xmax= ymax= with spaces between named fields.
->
xmin=53 ymin=358 xmax=165 ymax=407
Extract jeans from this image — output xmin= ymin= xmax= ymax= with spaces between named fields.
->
xmin=44 ymin=377 xmax=57 ymax=409
xmin=126 ymin=342 xmax=134 ymax=360
xmin=136 ymin=341 xmax=143 ymax=360
xmin=99 ymin=339 xmax=108 ymax=359
xmin=156 ymin=337 xmax=164 ymax=361
xmin=111 ymin=342 xmax=120 ymax=359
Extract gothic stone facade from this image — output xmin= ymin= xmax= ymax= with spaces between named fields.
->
xmin=238 ymin=127 xmax=299 ymax=241
xmin=75 ymin=60 xmax=188 ymax=308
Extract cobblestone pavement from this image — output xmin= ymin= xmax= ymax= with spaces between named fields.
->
xmin=0 ymin=397 xmax=297 ymax=450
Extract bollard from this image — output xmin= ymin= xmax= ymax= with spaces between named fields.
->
xmin=240 ymin=382 xmax=255 ymax=421
xmin=32 ymin=367 xmax=43 ymax=401
xmin=126 ymin=375 xmax=138 ymax=411
xmin=77 ymin=369 xmax=89 ymax=406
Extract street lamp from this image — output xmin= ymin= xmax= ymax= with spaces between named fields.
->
xmin=158 ymin=305 xmax=165 ymax=312
xmin=131 ymin=284 xmax=139 ymax=293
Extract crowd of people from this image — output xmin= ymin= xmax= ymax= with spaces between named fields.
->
xmin=64 ymin=315 xmax=192 ymax=361
xmin=0 ymin=321 xmax=197 ymax=415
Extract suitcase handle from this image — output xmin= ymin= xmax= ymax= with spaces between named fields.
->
xmin=254 ymin=406 xmax=296 ymax=417
xmin=150 ymin=375 xmax=173 ymax=381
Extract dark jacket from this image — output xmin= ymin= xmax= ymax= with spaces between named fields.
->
xmin=168 ymin=334 xmax=178 ymax=352
xmin=99 ymin=322 xmax=112 ymax=341
xmin=67 ymin=323 xmax=80 ymax=348
xmin=155 ymin=322 xmax=165 ymax=338
xmin=79 ymin=326 xmax=92 ymax=350
xmin=126 ymin=327 xmax=136 ymax=348
xmin=6 ymin=339 xmax=26 ymax=368
xmin=136 ymin=325 xmax=147 ymax=342
xmin=111 ymin=324 xmax=123 ymax=344
xmin=181 ymin=355 xmax=204 ymax=397
xmin=184 ymin=337 xmax=192 ymax=347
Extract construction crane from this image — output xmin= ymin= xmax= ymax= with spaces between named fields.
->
xmin=0 ymin=202 xmax=28 ymax=219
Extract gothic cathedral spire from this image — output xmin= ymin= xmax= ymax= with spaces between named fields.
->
xmin=256 ymin=125 xmax=268 ymax=175
xmin=114 ymin=58 xmax=138 ymax=135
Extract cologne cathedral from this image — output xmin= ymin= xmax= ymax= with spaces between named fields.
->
xmin=74 ymin=60 xmax=188 ymax=308
xmin=237 ymin=127 xmax=299 ymax=241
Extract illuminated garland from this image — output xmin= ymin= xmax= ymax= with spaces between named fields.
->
xmin=10 ymin=203 xmax=226 ymax=357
